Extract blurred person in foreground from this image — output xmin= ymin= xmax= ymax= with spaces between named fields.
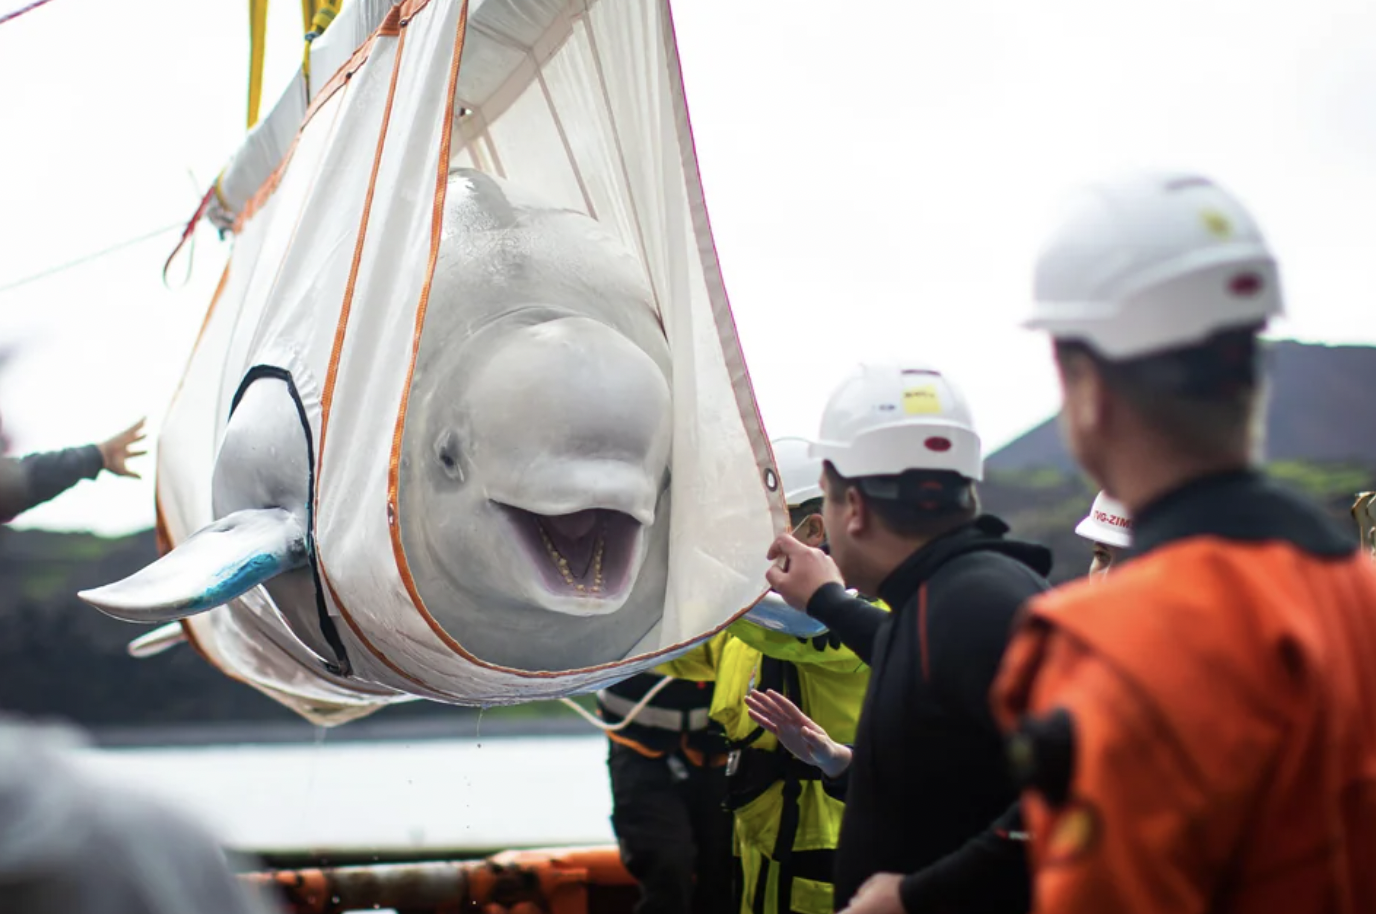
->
xmin=993 ymin=170 xmax=1376 ymax=912
xmin=0 ymin=407 xmax=277 ymax=913
xmin=0 ymin=716 xmax=278 ymax=913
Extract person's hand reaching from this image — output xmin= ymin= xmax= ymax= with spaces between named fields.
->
xmin=97 ymin=418 xmax=148 ymax=479
xmin=744 ymin=688 xmax=852 ymax=778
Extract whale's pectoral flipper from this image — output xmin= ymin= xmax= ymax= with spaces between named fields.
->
xmin=78 ymin=508 xmax=309 ymax=623
xmin=126 ymin=623 xmax=189 ymax=658
xmin=742 ymin=592 xmax=830 ymax=639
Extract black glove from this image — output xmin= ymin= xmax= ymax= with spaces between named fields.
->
xmin=796 ymin=630 xmax=843 ymax=652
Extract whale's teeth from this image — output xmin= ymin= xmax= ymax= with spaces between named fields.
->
xmin=592 ymin=532 xmax=605 ymax=593
xmin=536 ymin=517 xmax=607 ymax=592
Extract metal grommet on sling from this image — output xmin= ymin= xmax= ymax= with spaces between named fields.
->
xmin=763 ymin=467 xmax=779 ymax=492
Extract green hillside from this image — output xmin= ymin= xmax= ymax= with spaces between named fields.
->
xmin=981 ymin=462 xmax=1374 ymax=585
xmin=0 ymin=458 xmax=1369 ymax=735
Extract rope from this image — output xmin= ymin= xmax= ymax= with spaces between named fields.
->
xmin=163 ymin=182 xmax=220 ymax=288
xmin=558 ymin=675 xmax=675 ymax=733
xmin=0 ymin=222 xmax=184 ymax=295
xmin=0 ymin=0 xmax=58 ymax=27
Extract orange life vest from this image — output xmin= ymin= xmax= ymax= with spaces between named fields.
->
xmin=994 ymin=476 xmax=1376 ymax=914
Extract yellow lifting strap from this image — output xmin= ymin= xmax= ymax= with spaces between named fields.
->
xmin=300 ymin=0 xmax=315 ymax=84
xmin=309 ymin=0 xmax=340 ymax=35
xmin=300 ymin=0 xmax=341 ymax=93
xmin=248 ymin=0 xmax=342 ymax=128
xmin=247 ymin=0 xmax=269 ymax=128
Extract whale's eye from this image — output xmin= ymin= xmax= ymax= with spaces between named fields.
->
xmin=435 ymin=430 xmax=464 ymax=482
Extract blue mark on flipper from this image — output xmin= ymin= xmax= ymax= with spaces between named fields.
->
xmin=191 ymin=551 xmax=294 ymax=613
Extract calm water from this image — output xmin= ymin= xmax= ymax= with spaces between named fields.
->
xmin=68 ymin=734 xmax=615 ymax=855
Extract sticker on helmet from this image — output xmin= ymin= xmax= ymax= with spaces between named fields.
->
xmin=903 ymin=384 xmax=942 ymax=415
xmin=1200 ymin=208 xmax=1232 ymax=239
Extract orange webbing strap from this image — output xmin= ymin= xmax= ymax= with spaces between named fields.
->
xmin=680 ymin=733 xmax=728 ymax=768
xmin=606 ymin=729 xmax=665 ymax=758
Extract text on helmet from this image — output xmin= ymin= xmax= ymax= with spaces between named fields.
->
xmin=903 ymin=384 xmax=942 ymax=415
xmin=1094 ymin=510 xmax=1131 ymax=529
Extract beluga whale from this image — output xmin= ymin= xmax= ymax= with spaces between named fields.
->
xmin=81 ymin=169 xmax=675 ymax=674
xmin=394 ymin=169 xmax=674 ymax=668
xmin=73 ymin=0 xmax=785 ymax=722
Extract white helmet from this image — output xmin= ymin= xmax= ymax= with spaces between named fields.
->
xmin=1075 ymin=491 xmax=1133 ymax=549
xmin=1025 ymin=170 xmax=1282 ymax=361
xmin=809 ymin=361 xmax=983 ymax=481
xmin=771 ymin=436 xmax=823 ymax=506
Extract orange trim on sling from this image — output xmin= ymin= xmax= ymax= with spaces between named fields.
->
xmin=318 ymin=563 xmax=437 ymax=694
xmin=309 ymin=3 xmax=419 ymax=685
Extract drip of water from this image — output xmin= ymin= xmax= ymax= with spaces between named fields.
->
xmin=299 ymin=725 xmax=328 ymax=830
xmin=475 ymin=706 xmax=486 ymax=748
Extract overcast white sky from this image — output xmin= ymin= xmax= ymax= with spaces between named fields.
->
xmin=1 ymin=0 xmax=1374 ymax=537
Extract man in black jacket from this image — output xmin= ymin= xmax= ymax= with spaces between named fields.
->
xmin=0 ymin=417 xmax=146 ymax=522
xmin=766 ymin=360 xmax=1049 ymax=914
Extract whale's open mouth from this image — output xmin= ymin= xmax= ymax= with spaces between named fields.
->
xmin=498 ymin=505 xmax=642 ymax=602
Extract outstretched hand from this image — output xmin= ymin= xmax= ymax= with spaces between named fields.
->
xmin=765 ymin=533 xmax=843 ymax=611
xmin=839 ymin=873 xmax=904 ymax=914
xmin=97 ymin=418 xmax=148 ymax=479
xmin=744 ymin=688 xmax=852 ymax=778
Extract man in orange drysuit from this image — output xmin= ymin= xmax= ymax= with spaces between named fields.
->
xmin=991 ymin=170 xmax=1376 ymax=913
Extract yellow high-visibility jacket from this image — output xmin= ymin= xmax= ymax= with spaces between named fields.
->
xmin=657 ymin=601 xmax=888 ymax=914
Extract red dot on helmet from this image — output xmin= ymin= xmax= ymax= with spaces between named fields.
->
xmin=1229 ymin=273 xmax=1263 ymax=297
xmin=925 ymin=437 xmax=952 ymax=452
